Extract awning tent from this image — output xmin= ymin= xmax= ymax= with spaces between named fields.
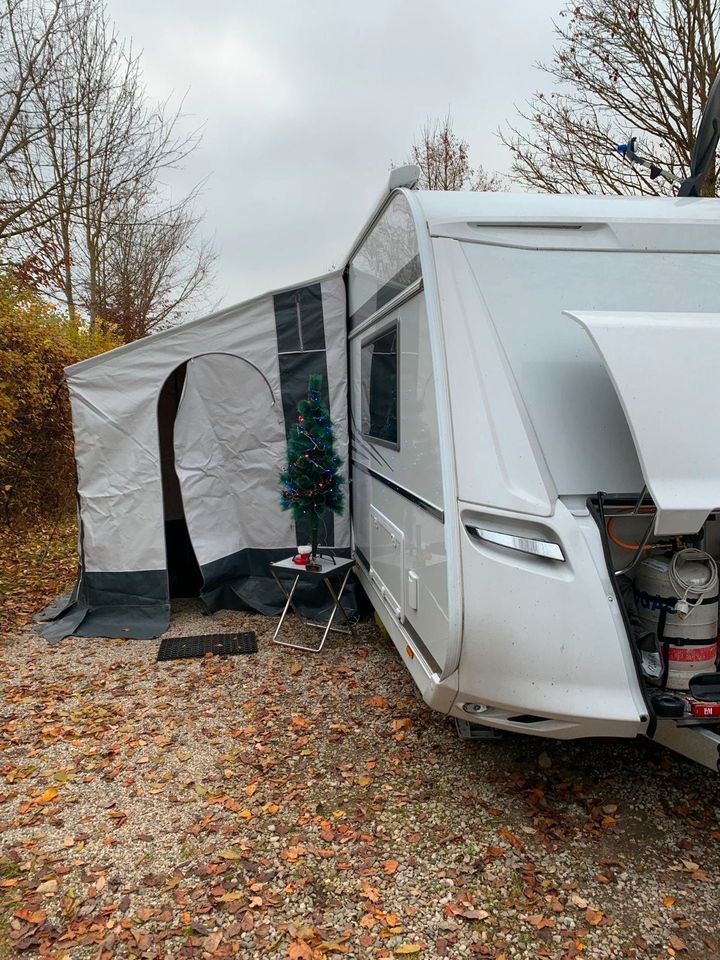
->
xmin=37 ymin=271 xmax=352 ymax=642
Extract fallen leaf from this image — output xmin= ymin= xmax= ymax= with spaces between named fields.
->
xmin=288 ymin=941 xmax=314 ymax=960
xmin=384 ymin=859 xmax=399 ymax=875
xmin=35 ymin=878 xmax=58 ymax=895
xmin=203 ymin=931 xmax=222 ymax=953
xmin=585 ymin=908 xmax=604 ymax=926
xmin=33 ymin=786 xmax=58 ymax=805
xmin=498 ymin=828 xmax=523 ymax=849
xmin=217 ymin=891 xmax=244 ymax=903
xmin=217 ymin=849 xmax=244 ymax=860
xmin=394 ymin=946 xmax=423 ymax=956
xmin=360 ymin=881 xmax=380 ymax=902
xmin=462 ymin=909 xmax=489 ymax=921
xmin=669 ymin=934 xmax=687 ymax=952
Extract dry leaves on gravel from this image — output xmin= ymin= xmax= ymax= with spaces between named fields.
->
xmin=1 ymin=524 xmax=720 ymax=959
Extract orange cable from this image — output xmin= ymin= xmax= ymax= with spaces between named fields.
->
xmin=606 ymin=506 xmax=656 ymax=552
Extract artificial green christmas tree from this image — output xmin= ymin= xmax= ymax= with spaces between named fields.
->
xmin=280 ymin=374 xmax=344 ymax=567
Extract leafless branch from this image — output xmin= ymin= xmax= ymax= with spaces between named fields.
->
xmin=404 ymin=114 xmax=503 ymax=192
xmin=500 ymin=0 xmax=720 ymax=196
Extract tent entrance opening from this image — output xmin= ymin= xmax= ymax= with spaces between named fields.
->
xmin=158 ymin=363 xmax=202 ymax=598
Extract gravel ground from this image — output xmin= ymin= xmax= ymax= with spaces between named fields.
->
xmin=1 ymin=601 xmax=719 ymax=960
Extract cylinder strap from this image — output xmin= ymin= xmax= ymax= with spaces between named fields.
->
xmin=633 ymin=587 xmax=719 ymax=610
xmin=659 ymin=606 xmax=669 ymax=691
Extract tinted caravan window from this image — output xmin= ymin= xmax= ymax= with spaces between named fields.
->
xmin=361 ymin=323 xmax=398 ymax=447
xmin=348 ymin=192 xmax=420 ymax=325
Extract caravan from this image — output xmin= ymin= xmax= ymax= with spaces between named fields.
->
xmin=347 ymin=170 xmax=720 ymax=771
xmin=43 ymin=168 xmax=720 ymax=772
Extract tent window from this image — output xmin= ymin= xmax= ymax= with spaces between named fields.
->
xmin=361 ymin=322 xmax=399 ymax=448
xmin=274 ymin=284 xmax=327 ymax=354
xmin=349 ymin=193 xmax=420 ymax=326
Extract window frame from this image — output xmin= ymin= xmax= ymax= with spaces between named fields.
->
xmin=348 ymin=191 xmax=421 ymax=328
xmin=360 ymin=318 xmax=401 ymax=451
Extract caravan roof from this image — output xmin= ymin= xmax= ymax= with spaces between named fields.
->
xmin=68 ymin=190 xmax=720 ymax=381
xmin=413 ymin=189 xmax=720 ymax=227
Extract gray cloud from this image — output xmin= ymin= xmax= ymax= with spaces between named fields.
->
xmin=111 ymin=0 xmax=561 ymax=308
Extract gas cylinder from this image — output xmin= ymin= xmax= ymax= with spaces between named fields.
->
xmin=633 ymin=552 xmax=718 ymax=690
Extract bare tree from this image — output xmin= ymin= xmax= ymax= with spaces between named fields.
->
xmin=407 ymin=115 xmax=501 ymax=191
xmin=18 ymin=0 xmax=214 ymax=337
xmin=502 ymin=0 xmax=720 ymax=196
xmin=94 ymin=189 xmax=215 ymax=341
xmin=0 ymin=0 xmax=77 ymax=243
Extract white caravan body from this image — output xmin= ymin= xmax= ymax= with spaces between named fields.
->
xmin=347 ymin=183 xmax=720 ymax=767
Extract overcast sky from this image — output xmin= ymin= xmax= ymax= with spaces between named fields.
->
xmin=111 ymin=0 xmax=561 ymax=311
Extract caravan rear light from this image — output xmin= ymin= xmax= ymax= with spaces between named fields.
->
xmin=468 ymin=527 xmax=565 ymax=561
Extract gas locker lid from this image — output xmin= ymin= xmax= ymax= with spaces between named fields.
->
xmin=565 ymin=310 xmax=720 ymax=536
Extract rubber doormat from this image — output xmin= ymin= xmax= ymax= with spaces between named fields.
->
xmin=157 ymin=632 xmax=257 ymax=661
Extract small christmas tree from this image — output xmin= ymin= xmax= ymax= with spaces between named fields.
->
xmin=280 ymin=374 xmax=344 ymax=566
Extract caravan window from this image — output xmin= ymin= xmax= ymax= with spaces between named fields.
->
xmin=361 ymin=323 xmax=399 ymax=447
xmin=349 ymin=193 xmax=420 ymax=325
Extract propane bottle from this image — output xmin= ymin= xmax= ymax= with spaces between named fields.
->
xmin=633 ymin=550 xmax=719 ymax=690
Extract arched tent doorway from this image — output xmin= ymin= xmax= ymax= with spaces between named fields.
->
xmin=165 ymin=352 xmax=290 ymax=612
xmin=157 ymin=362 xmax=202 ymax=598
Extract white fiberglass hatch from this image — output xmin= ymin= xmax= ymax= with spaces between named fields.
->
xmin=566 ymin=310 xmax=720 ymax=536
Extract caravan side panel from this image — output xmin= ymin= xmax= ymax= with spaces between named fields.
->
xmin=350 ymin=288 xmax=450 ymax=677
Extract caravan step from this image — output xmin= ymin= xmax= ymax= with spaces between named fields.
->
xmin=653 ymin=719 xmax=720 ymax=772
xmin=454 ymin=718 xmax=503 ymax=741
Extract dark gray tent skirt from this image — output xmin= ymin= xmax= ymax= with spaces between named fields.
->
xmin=35 ymin=549 xmax=358 ymax=642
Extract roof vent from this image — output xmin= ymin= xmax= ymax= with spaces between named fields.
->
xmin=388 ymin=164 xmax=421 ymax=192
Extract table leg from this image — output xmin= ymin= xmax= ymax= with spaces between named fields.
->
xmin=326 ymin=567 xmax=354 ymax=633
xmin=271 ymin=573 xmax=300 ymax=643
xmin=319 ymin=567 xmax=354 ymax=649
xmin=271 ymin=569 xmax=304 ymax=619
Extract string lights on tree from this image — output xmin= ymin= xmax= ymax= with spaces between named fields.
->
xmin=280 ymin=374 xmax=344 ymax=569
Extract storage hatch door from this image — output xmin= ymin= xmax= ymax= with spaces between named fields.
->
xmin=369 ymin=506 xmax=405 ymax=620
xmin=566 ymin=310 xmax=720 ymax=535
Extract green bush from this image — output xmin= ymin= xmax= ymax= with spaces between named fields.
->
xmin=0 ymin=276 xmax=119 ymax=526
